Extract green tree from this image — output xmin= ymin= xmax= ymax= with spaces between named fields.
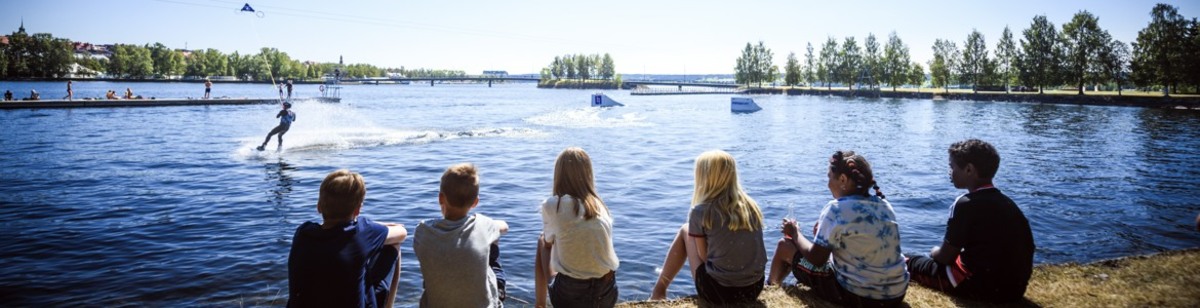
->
xmin=784 ymin=52 xmax=800 ymax=86
xmin=883 ymin=31 xmax=911 ymax=91
xmin=1131 ymin=3 xmax=1189 ymax=96
xmin=995 ymin=26 xmax=1019 ymax=93
xmin=909 ymin=62 xmax=926 ymax=90
xmin=576 ymin=53 xmax=591 ymax=80
xmin=600 ymin=53 xmax=615 ymax=79
xmin=564 ymin=55 xmax=576 ymax=80
xmin=735 ymin=43 xmax=751 ymax=85
xmin=756 ymin=41 xmax=776 ymax=87
xmin=838 ymin=37 xmax=861 ymax=90
xmin=1062 ymin=10 xmax=1109 ymax=95
xmin=803 ymin=42 xmax=816 ymax=87
xmin=1100 ymin=37 xmax=1131 ymax=95
xmin=961 ymin=29 xmax=988 ymax=93
xmin=818 ymin=37 xmax=838 ymax=89
xmin=1019 ymin=15 xmax=1062 ymax=94
xmin=203 ymin=48 xmax=228 ymax=77
xmin=863 ymin=33 xmax=881 ymax=89
xmin=0 ymin=47 xmax=7 ymax=77
xmin=551 ymin=56 xmax=563 ymax=79
xmin=930 ymin=38 xmax=958 ymax=93
xmin=185 ymin=49 xmax=207 ymax=77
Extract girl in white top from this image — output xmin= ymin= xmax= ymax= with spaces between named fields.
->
xmin=534 ymin=147 xmax=620 ymax=308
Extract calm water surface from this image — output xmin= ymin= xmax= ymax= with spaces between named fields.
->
xmin=1 ymin=81 xmax=1198 ymax=306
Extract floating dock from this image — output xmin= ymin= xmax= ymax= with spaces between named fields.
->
xmin=0 ymin=97 xmax=340 ymax=109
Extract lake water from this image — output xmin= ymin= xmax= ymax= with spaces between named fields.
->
xmin=2 ymin=81 xmax=1198 ymax=306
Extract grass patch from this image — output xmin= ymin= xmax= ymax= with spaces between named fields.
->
xmin=617 ymin=249 xmax=1200 ymax=307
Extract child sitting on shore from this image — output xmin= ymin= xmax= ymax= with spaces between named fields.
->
xmin=651 ymin=150 xmax=767 ymax=304
xmin=287 ymin=169 xmax=408 ymax=308
xmin=905 ymin=139 xmax=1035 ymax=303
xmin=534 ymin=147 xmax=620 ymax=308
xmin=414 ymin=163 xmax=509 ymax=307
xmin=768 ymin=150 xmax=908 ymax=307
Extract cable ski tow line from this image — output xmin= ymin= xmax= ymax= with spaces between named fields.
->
xmin=238 ymin=3 xmax=284 ymax=105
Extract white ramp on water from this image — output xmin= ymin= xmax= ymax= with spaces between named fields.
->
xmin=591 ymin=93 xmax=624 ymax=107
xmin=731 ymin=97 xmax=762 ymax=113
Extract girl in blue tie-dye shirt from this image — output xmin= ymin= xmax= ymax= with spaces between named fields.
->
xmin=768 ymin=150 xmax=909 ymax=307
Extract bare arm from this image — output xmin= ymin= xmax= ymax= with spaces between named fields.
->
xmin=382 ymin=223 xmax=407 ymax=246
xmin=930 ymin=241 xmax=962 ymax=265
xmin=783 ymin=220 xmax=831 ymax=267
xmin=495 ymin=220 xmax=509 ymax=235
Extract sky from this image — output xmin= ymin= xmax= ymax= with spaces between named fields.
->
xmin=3 ymin=0 xmax=1198 ymax=75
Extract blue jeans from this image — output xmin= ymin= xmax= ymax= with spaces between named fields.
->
xmin=549 ymin=271 xmax=618 ymax=308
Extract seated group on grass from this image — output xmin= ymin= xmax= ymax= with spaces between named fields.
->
xmin=285 ymin=139 xmax=1035 ymax=308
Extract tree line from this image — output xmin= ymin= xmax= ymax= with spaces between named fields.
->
xmin=1 ymin=31 xmax=464 ymax=80
xmin=735 ymin=3 xmax=1200 ymax=96
xmin=540 ymin=53 xmax=616 ymax=81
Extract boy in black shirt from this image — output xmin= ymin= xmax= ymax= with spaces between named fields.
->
xmin=906 ymin=139 xmax=1035 ymax=303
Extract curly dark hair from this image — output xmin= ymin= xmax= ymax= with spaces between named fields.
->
xmin=949 ymin=139 xmax=1000 ymax=179
xmin=830 ymin=150 xmax=885 ymax=199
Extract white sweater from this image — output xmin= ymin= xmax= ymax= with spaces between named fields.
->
xmin=541 ymin=195 xmax=620 ymax=279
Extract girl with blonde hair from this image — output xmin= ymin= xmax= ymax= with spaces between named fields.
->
xmin=534 ymin=147 xmax=620 ymax=307
xmin=650 ymin=150 xmax=766 ymax=304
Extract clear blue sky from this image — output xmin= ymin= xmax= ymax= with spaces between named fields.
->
xmin=4 ymin=0 xmax=1197 ymax=75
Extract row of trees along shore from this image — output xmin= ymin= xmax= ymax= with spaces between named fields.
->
xmin=736 ymin=3 xmax=1200 ymax=97
xmin=0 ymin=33 xmax=464 ymax=80
xmin=538 ymin=53 xmax=620 ymax=88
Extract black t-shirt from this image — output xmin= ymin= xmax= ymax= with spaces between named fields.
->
xmin=944 ymin=188 xmax=1035 ymax=300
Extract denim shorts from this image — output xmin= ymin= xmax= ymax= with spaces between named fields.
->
xmin=549 ymin=271 xmax=617 ymax=308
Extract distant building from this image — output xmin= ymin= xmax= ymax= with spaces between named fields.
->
xmin=482 ymin=70 xmax=508 ymax=77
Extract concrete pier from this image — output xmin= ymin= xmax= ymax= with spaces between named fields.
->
xmin=0 ymin=97 xmax=340 ymax=109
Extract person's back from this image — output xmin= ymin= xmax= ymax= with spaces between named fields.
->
xmin=287 ymin=170 xmax=407 ymax=308
xmin=288 ymin=216 xmax=389 ymax=307
xmin=414 ymin=213 xmax=503 ymax=307
xmin=816 ymin=195 xmax=908 ymax=300
xmin=947 ymin=188 xmax=1034 ymax=301
xmin=413 ymin=163 xmax=507 ymax=308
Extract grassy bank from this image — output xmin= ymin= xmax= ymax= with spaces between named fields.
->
xmin=617 ymin=249 xmax=1200 ymax=307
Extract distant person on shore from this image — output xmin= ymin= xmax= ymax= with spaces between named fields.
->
xmin=286 ymin=79 xmax=294 ymax=99
xmin=203 ymin=78 xmax=212 ymax=99
xmin=4 ymin=90 xmax=12 ymax=101
xmin=651 ymin=150 xmax=766 ymax=304
xmin=534 ymin=147 xmax=620 ymax=308
xmin=287 ymin=169 xmax=408 ymax=308
xmin=30 ymin=89 xmax=39 ymax=100
xmin=414 ymin=163 xmax=509 ymax=307
xmin=257 ymin=102 xmax=296 ymax=151
xmin=64 ymin=81 xmax=73 ymax=101
xmin=905 ymin=139 xmax=1035 ymax=303
xmin=767 ymin=150 xmax=908 ymax=307
xmin=106 ymin=90 xmax=118 ymax=100
xmin=124 ymin=88 xmax=135 ymax=99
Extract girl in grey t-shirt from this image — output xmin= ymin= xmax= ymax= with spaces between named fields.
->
xmin=650 ymin=150 xmax=766 ymax=304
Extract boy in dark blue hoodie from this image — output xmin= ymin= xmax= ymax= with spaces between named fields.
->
xmin=288 ymin=169 xmax=408 ymax=308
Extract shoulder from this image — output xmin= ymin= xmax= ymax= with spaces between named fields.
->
xmin=541 ymin=195 xmax=574 ymax=211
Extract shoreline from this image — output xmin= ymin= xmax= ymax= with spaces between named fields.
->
xmin=615 ymin=248 xmax=1200 ymax=307
xmin=744 ymin=87 xmax=1200 ymax=110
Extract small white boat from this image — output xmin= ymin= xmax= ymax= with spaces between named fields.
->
xmin=591 ymin=93 xmax=624 ymax=107
xmin=731 ymin=97 xmax=762 ymax=113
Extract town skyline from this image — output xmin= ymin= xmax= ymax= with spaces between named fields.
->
xmin=4 ymin=0 xmax=1198 ymax=74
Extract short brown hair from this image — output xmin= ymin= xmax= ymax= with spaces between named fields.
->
xmin=440 ymin=163 xmax=479 ymax=208
xmin=317 ymin=169 xmax=366 ymax=220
